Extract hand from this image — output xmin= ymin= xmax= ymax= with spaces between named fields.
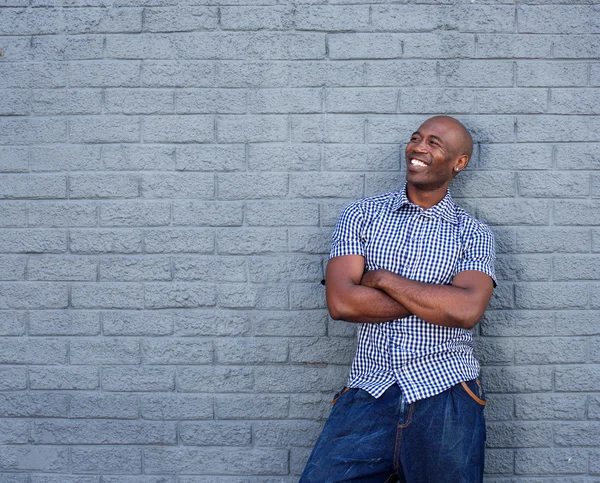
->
xmin=360 ymin=269 xmax=390 ymax=289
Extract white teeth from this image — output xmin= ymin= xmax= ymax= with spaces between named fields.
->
xmin=411 ymin=159 xmax=427 ymax=167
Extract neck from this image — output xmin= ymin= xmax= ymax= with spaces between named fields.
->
xmin=406 ymin=183 xmax=449 ymax=210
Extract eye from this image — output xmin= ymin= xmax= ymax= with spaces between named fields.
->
xmin=429 ymin=140 xmax=439 ymax=146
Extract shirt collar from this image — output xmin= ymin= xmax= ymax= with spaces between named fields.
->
xmin=391 ymin=182 xmax=458 ymax=225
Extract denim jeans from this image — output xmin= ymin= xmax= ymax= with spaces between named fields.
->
xmin=299 ymin=379 xmax=486 ymax=483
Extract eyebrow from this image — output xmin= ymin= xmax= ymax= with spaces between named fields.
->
xmin=411 ymin=131 xmax=445 ymax=144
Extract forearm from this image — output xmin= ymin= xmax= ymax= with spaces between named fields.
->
xmin=369 ymin=272 xmax=481 ymax=329
xmin=327 ymin=283 xmax=411 ymax=323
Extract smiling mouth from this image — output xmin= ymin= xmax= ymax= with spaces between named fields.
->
xmin=409 ymin=158 xmax=428 ymax=167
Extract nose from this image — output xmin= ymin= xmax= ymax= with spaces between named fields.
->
xmin=412 ymin=139 xmax=428 ymax=153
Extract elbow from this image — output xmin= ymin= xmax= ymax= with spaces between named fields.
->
xmin=326 ymin=294 xmax=354 ymax=321
xmin=459 ymin=307 xmax=483 ymax=330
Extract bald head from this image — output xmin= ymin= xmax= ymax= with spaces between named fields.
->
xmin=419 ymin=116 xmax=473 ymax=161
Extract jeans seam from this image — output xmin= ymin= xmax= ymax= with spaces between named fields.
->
xmin=460 ymin=380 xmax=487 ymax=406
xmin=393 ymin=403 xmax=414 ymax=475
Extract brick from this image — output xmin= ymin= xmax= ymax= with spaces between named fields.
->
xmin=326 ymin=88 xmax=397 ymax=113
xmin=102 ymin=366 xmax=175 ymax=392
xmin=476 ymin=88 xmax=547 ymax=114
xmin=103 ymin=145 xmax=174 ymax=171
xmin=215 ymin=394 xmax=289 ymax=419
xmin=30 ymin=366 xmax=98 ymax=390
xmin=402 ymin=88 xmax=474 ymax=114
xmin=490 ymin=227 xmax=515 ymax=255
xmin=556 ymin=143 xmax=600 ymax=170
xmin=177 ymin=89 xmax=245 ymax=114
xmin=251 ymin=311 xmax=327 ymax=337
xmin=440 ymin=61 xmax=513 ymax=87
xmin=478 ymin=199 xmax=549 ymax=225
xmin=515 ymin=282 xmax=588 ymax=309
xmin=486 ymin=421 xmax=552 ymax=448
xmin=329 ymin=34 xmax=403 ymax=60
xmin=70 ymin=338 xmax=139 ymax=364
xmin=177 ymin=366 xmax=253 ymax=392
xmin=29 ymin=201 xmax=97 ymax=227
xmin=32 ymin=35 xmax=105 ymax=61
xmin=324 ymin=144 xmax=400 ymax=171
xmin=0 ymin=392 xmax=68 ymax=417
xmin=289 ymin=337 xmax=355 ymax=364
xmin=0 ymin=229 xmax=66 ymax=253
xmin=555 ymin=200 xmax=600 ymax=225
xmin=556 ymin=35 xmax=600 ymax=59
xmin=142 ymin=61 xmax=213 ymax=88
xmin=0 ymin=254 xmax=26 ymax=280
xmin=515 ymin=394 xmax=586 ymax=421
xmin=517 ymin=62 xmax=587 ymax=87
xmin=366 ymin=61 xmax=437 ymax=87
xmin=144 ymin=229 xmax=214 ymax=254
xmin=71 ymin=447 xmax=141 ymax=474
xmin=70 ymin=393 xmax=138 ymax=418
xmin=31 ymin=145 xmax=101 ymax=172
xmin=70 ymin=229 xmax=142 ymax=254
xmin=592 ymin=284 xmax=600 ymax=309
xmin=515 ymin=337 xmax=587 ymax=364
xmin=254 ymin=365 xmax=348 ymax=392
xmin=593 ymin=63 xmax=600 ymax=85
xmin=293 ymin=114 xmax=367 ymax=143
xmin=215 ymin=338 xmax=288 ymax=363
xmin=144 ymin=115 xmax=213 ymax=143
xmin=27 ymin=255 xmax=97 ymax=281
xmin=0 ymin=117 xmax=67 ymax=145
xmin=141 ymin=173 xmax=213 ymax=199
xmin=0 ymin=283 xmax=68 ymax=309
xmin=143 ymin=339 xmax=213 ymax=364
xmin=0 ymin=147 xmax=28 ymax=173
xmin=480 ymin=311 xmax=554 ymax=337
xmin=550 ymin=88 xmax=600 ymax=115
xmin=174 ymin=311 xmax=250 ymax=337
xmin=30 ymin=310 xmax=99 ymax=336
xmin=105 ymin=34 xmax=177 ymax=59
xmin=31 ymin=420 xmax=175 ymax=444
xmin=253 ymin=420 xmax=323 ymax=447
xmin=0 ymin=89 xmax=29 ymax=115
xmin=0 ymin=367 xmax=26 ymax=390
xmin=514 ymin=448 xmax=588 ymax=475
xmin=70 ymin=173 xmax=139 ymax=199
xmin=590 ymin=396 xmax=600 ymax=419
xmin=475 ymin=338 xmax=514 ymax=364
xmin=485 ymin=395 xmax=514 ymax=422
xmin=554 ymin=255 xmax=600 ymax=280
xmin=174 ymin=256 xmax=246 ymax=282
xmin=140 ymin=394 xmax=213 ymax=420
xmin=403 ymin=32 xmax=475 ymax=59
xmin=69 ymin=61 xmax=140 ymax=87
xmin=478 ymin=143 xmax=552 ymax=170
xmin=0 ymin=37 xmax=31 ymax=62
xmin=217 ymin=61 xmax=287 ymax=88
xmin=516 ymin=227 xmax=590 ymax=253
xmin=0 ymin=174 xmax=65 ymax=200
xmin=71 ymin=283 xmax=144 ymax=309
xmin=555 ymin=365 xmax=600 ymax=391
xmin=249 ymin=144 xmax=320 ymax=171
xmin=556 ymin=311 xmax=600 ymax=336
xmin=0 ymin=446 xmax=68 ymax=472
xmin=289 ymin=282 xmax=326 ymax=310
xmin=452 ymin=171 xmax=515 ymax=198
xmin=0 ymin=337 xmax=66 ymax=364
xmin=70 ymin=116 xmax=140 ymax=143
xmin=145 ymin=283 xmax=216 ymax=309
xmin=519 ymin=172 xmax=589 ymax=198
xmin=246 ymin=201 xmax=319 ymax=226
xmin=143 ymin=447 xmax=288 ymax=475
xmin=288 ymin=61 xmax=364 ymax=87
xmin=248 ymin=255 xmax=321 ymax=283
xmin=321 ymin=200 xmax=355 ymax=227
xmin=100 ymin=201 xmax=170 ymax=226
xmin=221 ymin=6 xmax=293 ymax=30
xmin=218 ymin=283 xmax=287 ymax=310
xmin=480 ymin=366 xmax=553 ymax=393
xmin=103 ymin=311 xmax=173 ymax=336
xmin=288 ymin=393 xmax=332 ymax=420
xmin=250 ymin=88 xmax=320 ymax=114
xmin=458 ymin=5 xmax=516 ymax=33
xmin=0 ymin=8 xmax=64 ymax=35
xmin=476 ymin=34 xmax=552 ymax=59
xmin=0 ymin=62 xmax=66 ymax=89
xmin=0 ymin=311 xmax=25 ymax=334
xmin=290 ymin=173 xmax=363 ymax=198
xmin=0 ymin=203 xmax=27 ymax=227
xmin=555 ymin=422 xmax=600 ymax=446
xmin=173 ymin=201 xmax=243 ymax=226
xmin=518 ymin=5 xmax=600 ymax=34
xmin=106 ymin=88 xmax=173 ymax=114
xmin=289 ymin=227 xmax=334 ymax=254
xmin=369 ymin=5 xmax=454 ymax=32
xmin=177 ymin=145 xmax=245 ymax=172
xmin=144 ymin=7 xmax=217 ymax=32
xmin=217 ymin=115 xmax=288 ymax=142
xmin=180 ymin=421 xmax=251 ymax=446
xmin=65 ymin=7 xmax=141 ymax=33
xmin=218 ymin=173 xmax=288 ymax=199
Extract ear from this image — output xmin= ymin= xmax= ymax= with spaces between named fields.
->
xmin=453 ymin=154 xmax=469 ymax=174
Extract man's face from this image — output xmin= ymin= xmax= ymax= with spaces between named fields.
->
xmin=405 ymin=118 xmax=466 ymax=191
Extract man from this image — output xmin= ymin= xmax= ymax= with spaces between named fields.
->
xmin=300 ymin=116 xmax=496 ymax=483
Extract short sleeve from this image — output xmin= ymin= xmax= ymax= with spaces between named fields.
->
xmin=329 ymin=201 xmax=366 ymax=260
xmin=455 ymin=225 xmax=497 ymax=288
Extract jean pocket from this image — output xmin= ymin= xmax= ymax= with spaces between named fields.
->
xmin=332 ymin=386 xmax=350 ymax=405
xmin=458 ymin=379 xmax=487 ymax=406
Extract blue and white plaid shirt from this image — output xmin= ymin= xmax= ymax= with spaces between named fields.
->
xmin=330 ymin=182 xmax=497 ymax=404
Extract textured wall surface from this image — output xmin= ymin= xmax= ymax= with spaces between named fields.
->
xmin=0 ymin=1 xmax=599 ymax=481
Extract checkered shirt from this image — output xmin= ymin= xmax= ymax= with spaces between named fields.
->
xmin=329 ymin=182 xmax=497 ymax=404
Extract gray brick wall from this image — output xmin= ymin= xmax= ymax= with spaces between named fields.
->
xmin=0 ymin=1 xmax=598 ymax=480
